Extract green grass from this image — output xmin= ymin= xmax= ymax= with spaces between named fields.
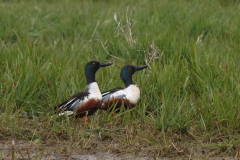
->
xmin=1 ymin=0 xmax=240 ymax=158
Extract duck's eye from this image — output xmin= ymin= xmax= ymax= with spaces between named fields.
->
xmin=93 ymin=63 xmax=95 ymax=64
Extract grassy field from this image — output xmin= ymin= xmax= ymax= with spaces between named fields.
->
xmin=1 ymin=0 xmax=240 ymax=159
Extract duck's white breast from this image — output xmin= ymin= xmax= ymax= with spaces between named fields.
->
xmin=87 ymin=82 xmax=102 ymax=100
xmin=109 ymin=84 xmax=140 ymax=105
xmin=124 ymin=84 xmax=140 ymax=104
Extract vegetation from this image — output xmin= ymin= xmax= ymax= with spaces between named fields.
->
xmin=0 ymin=0 xmax=240 ymax=158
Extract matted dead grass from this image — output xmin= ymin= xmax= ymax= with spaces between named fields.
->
xmin=0 ymin=116 xmax=239 ymax=159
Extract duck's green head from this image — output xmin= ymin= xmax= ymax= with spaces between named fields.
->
xmin=85 ymin=61 xmax=113 ymax=84
xmin=120 ymin=65 xmax=148 ymax=87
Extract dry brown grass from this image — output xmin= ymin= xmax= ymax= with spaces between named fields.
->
xmin=0 ymin=115 xmax=239 ymax=159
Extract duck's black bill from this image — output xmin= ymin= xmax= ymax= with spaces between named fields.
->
xmin=100 ymin=62 xmax=113 ymax=67
xmin=134 ymin=65 xmax=148 ymax=71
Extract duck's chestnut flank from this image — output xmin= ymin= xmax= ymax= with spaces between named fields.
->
xmin=101 ymin=98 xmax=135 ymax=111
xmin=75 ymin=99 xmax=102 ymax=118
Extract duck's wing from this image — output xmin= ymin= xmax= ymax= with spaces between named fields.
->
xmin=55 ymin=91 xmax=89 ymax=116
xmin=102 ymin=87 xmax=125 ymax=102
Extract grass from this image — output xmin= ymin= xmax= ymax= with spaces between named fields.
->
xmin=1 ymin=0 xmax=240 ymax=158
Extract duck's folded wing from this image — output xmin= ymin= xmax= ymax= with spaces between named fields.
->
xmin=55 ymin=91 xmax=89 ymax=114
xmin=102 ymin=87 xmax=125 ymax=102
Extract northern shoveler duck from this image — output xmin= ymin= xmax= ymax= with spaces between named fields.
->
xmin=100 ymin=65 xmax=148 ymax=119
xmin=54 ymin=61 xmax=113 ymax=124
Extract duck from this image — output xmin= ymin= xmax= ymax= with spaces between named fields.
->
xmin=54 ymin=60 xmax=113 ymax=124
xmin=100 ymin=65 xmax=148 ymax=119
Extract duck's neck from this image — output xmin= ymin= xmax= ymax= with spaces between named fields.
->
xmin=121 ymin=75 xmax=135 ymax=87
xmin=85 ymin=71 xmax=96 ymax=85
